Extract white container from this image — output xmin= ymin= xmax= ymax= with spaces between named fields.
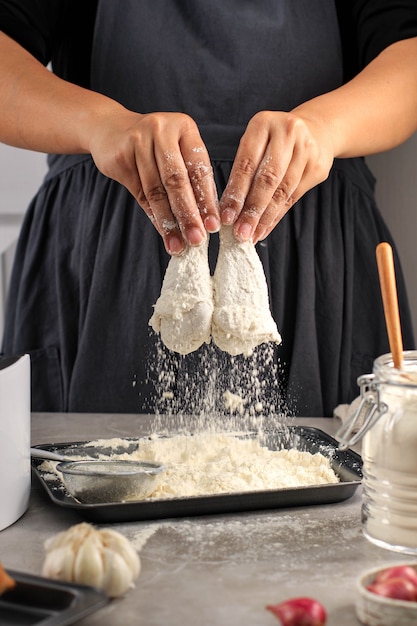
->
xmin=0 ymin=354 xmax=31 ymax=531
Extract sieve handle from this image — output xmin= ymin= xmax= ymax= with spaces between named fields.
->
xmin=31 ymin=448 xmax=69 ymax=462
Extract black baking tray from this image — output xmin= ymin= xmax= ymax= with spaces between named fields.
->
xmin=31 ymin=426 xmax=362 ymax=523
xmin=0 ymin=570 xmax=108 ymax=625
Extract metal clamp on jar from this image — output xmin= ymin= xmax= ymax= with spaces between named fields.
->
xmin=337 ymin=350 xmax=417 ymax=555
xmin=336 ymin=373 xmax=388 ymax=450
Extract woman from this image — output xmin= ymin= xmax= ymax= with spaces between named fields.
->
xmin=0 ymin=1 xmax=416 ymax=416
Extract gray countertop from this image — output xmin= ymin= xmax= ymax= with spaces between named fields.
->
xmin=0 ymin=414 xmax=412 ymax=625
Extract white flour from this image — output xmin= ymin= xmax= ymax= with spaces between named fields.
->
xmin=223 ymin=390 xmax=247 ymax=415
xmin=130 ymin=509 xmax=360 ymax=569
xmin=82 ymin=432 xmax=339 ymax=500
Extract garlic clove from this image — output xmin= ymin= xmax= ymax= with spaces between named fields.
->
xmin=101 ymin=548 xmax=134 ymax=598
xmin=99 ymin=528 xmax=141 ymax=579
xmin=73 ymin=534 xmax=104 ymax=589
xmin=42 ymin=545 xmax=75 ymax=582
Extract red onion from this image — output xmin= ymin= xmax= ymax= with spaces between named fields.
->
xmin=374 ymin=565 xmax=417 ymax=590
xmin=367 ymin=577 xmax=417 ymax=602
xmin=266 ymin=597 xmax=327 ymax=625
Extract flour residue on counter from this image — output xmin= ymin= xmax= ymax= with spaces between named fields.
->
xmin=82 ymin=432 xmax=339 ymax=500
xmin=128 ymin=508 xmax=361 ymax=572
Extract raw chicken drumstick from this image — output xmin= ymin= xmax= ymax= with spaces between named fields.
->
xmin=150 ymin=226 xmax=281 ymax=356
xmin=149 ymin=236 xmax=213 ymax=354
xmin=211 ymin=225 xmax=281 ymax=355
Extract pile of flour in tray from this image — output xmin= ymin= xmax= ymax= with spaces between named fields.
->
xmin=88 ymin=432 xmax=339 ymax=500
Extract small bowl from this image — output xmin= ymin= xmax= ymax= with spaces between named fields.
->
xmin=356 ymin=563 xmax=417 ymax=625
xmin=57 ymin=460 xmax=165 ymax=504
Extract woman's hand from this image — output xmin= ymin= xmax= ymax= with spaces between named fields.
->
xmin=219 ymin=110 xmax=334 ymax=243
xmin=219 ymin=37 xmax=417 ymax=244
xmin=0 ymin=34 xmax=221 ymax=255
xmin=89 ymin=111 xmax=220 ymax=254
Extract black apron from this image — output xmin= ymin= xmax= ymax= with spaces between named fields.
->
xmin=2 ymin=1 xmax=414 ymax=416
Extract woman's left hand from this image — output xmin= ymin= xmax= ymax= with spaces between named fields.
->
xmin=219 ymin=109 xmax=334 ymax=243
xmin=220 ymin=37 xmax=417 ymax=244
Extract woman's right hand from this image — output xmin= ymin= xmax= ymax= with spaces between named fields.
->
xmin=89 ymin=110 xmax=220 ymax=254
xmin=0 ymin=34 xmax=219 ymax=255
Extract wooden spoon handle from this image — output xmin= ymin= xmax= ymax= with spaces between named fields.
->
xmin=376 ymin=242 xmax=403 ymax=369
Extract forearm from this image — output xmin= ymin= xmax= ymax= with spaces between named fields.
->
xmin=0 ymin=32 xmax=125 ymax=154
xmin=293 ymin=37 xmax=417 ymax=158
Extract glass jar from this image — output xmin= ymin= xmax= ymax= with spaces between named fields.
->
xmin=359 ymin=351 xmax=417 ymax=554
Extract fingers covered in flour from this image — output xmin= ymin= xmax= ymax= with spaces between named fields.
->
xmin=90 ymin=109 xmax=219 ymax=256
xmin=219 ymin=110 xmax=333 ymax=244
xmin=149 ymin=114 xmax=220 ymax=254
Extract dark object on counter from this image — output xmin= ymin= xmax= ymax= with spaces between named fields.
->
xmin=0 ymin=569 xmax=108 ymax=625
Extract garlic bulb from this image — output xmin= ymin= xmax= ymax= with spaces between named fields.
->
xmin=42 ymin=522 xmax=140 ymax=597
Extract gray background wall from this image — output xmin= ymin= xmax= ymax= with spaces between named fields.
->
xmin=367 ymin=138 xmax=417 ymax=340
xmin=0 ymin=145 xmax=47 ymax=215
xmin=0 ymin=139 xmax=416 ymax=343
xmin=0 ymin=146 xmax=47 ymax=340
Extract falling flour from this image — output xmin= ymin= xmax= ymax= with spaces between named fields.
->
xmin=143 ymin=335 xmax=293 ymax=435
